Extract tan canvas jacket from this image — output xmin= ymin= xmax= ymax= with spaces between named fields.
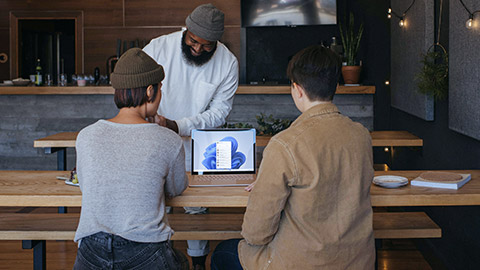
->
xmin=238 ymin=103 xmax=375 ymax=270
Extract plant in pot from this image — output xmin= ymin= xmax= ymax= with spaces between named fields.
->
xmin=415 ymin=46 xmax=448 ymax=100
xmin=339 ymin=12 xmax=364 ymax=84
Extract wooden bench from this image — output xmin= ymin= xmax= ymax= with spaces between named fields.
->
xmin=0 ymin=211 xmax=440 ymax=269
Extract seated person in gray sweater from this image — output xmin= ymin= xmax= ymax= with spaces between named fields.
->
xmin=73 ymin=48 xmax=189 ymax=270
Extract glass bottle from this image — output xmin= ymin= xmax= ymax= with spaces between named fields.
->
xmin=331 ymin=37 xmax=343 ymax=56
xmin=35 ymin=59 xmax=43 ymax=86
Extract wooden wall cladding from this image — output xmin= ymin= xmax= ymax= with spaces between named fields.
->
xmin=448 ymin=0 xmax=480 ymax=140
xmin=0 ymin=0 xmax=241 ymax=79
xmin=0 ymin=0 xmax=123 ymax=27
xmin=84 ymin=28 xmax=177 ymax=75
xmin=124 ymin=0 xmax=240 ymax=26
xmin=84 ymin=27 xmax=241 ymax=75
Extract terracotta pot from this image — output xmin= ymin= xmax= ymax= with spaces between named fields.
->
xmin=341 ymin=66 xmax=362 ymax=84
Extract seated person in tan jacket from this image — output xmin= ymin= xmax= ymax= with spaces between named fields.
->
xmin=210 ymin=45 xmax=376 ymax=270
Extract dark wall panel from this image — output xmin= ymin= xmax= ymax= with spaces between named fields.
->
xmin=0 ymin=29 xmax=9 ymax=81
xmin=391 ymin=0 xmax=435 ymax=121
xmin=448 ymin=0 xmax=480 ymax=140
xmin=245 ymin=25 xmax=339 ymax=84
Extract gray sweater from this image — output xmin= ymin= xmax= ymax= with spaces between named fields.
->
xmin=74 ymin=120 xmax=188 ymax=243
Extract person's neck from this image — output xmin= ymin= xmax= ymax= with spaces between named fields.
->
xmin=108 ymin=107 xmax=149 ymax=124
xmin=301 ymin=100 xmax=332 ymax=112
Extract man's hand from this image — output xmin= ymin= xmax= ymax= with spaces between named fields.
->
xmin=245 ymin=180 xmax=256 ymax=192
xmin=149 ymin=114 xmax=179 ymax=133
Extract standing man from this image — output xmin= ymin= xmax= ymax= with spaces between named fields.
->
xmin=211 ymin=45 xmax=375 ymax=269
xmin=143 ymin=3 xmax=239 ymax=270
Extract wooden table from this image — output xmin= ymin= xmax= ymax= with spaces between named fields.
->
xmin=34 ymin=131 xmax=423 ymax=170
xmin=34 ymin=132 xmax=78 ymax=171
xmin=1 ymin=170 xmax=478 ymax=208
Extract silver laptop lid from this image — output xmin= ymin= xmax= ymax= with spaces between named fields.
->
xmin=191 ymin=128 xmax=256 ymax=175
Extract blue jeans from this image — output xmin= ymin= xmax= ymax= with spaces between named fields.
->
xmin=211 ymin=239 xmax=243 ymax=270
xmin=73 ymin=232 xmax=188 ymax=270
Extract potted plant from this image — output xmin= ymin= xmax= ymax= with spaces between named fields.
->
xmin=415 ymin=46 xmax=449 ymax=100
xmin=339 ymin=12 xmax=364 ymax=84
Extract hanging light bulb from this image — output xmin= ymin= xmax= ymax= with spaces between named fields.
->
xmin=387 ymin=8 xmax=392 ymax=19
xmin=466 ymin=17 xmax=473 ymax=29
xmin=399 ymin=18 xmax=405 ymax=27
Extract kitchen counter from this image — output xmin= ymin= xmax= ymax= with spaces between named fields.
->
xmin=1 ymin=84 xmax=374 ymax=170
xmin=0 ymin=85 xmax=375 ymax=95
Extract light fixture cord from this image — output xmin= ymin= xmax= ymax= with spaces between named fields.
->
xmin=390 ymin=0 xmax=416 ymax=19
xmin=404 ymin=0 xmax=416 ymax=16
xmin=436 ymin=0 xmax=443 ymax=45
xmin=458 ymin=0 xmax=473 ymax=16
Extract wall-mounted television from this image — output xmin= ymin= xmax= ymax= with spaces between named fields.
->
xmin=242 ymin=0 xmax=337 ymax=27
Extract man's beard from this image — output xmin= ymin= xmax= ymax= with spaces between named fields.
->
xmin=181 ymin=32 xmax=216 ymax=66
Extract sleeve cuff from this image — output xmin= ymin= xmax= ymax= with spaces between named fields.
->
xmin=175 ymin=118 xmax=191 ymax=137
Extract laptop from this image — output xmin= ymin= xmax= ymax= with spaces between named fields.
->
xmin=190 ymin=128 xmax=257 ymax=187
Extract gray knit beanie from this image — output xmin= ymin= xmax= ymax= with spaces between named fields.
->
xmin=111 ymin=48 xmax=164 ymax=89
xmin=185 ymin=3 xmax=224 ymax=41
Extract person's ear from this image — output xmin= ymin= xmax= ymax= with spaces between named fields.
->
xmin=292 ymin=82 xmax=304 ymax=99
xmin=146 ymin=85 xmax=154 ymax=102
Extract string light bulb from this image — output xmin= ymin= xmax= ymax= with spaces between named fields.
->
xmin=388 ymin=1 xmax=415 ymax=28
xmin=459 ymin=0 xmax=479 ymax=30
xmin=466 ymin=17 xmax=473 ymax=29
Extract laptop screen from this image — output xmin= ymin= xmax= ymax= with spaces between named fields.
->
xmin=191 ymin=129 xmax=256 ymax=175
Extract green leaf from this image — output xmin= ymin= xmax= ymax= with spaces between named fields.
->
xmin=339 ymin=12 xmax=363 ymax=66
xmin=415 ymin=49 xmax=449 ymax=100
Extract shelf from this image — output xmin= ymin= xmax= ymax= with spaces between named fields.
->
xmin=0 ymin=85 xmax=375 ymax=95
xmin=237 ymin=85 xmax=375 ymax=94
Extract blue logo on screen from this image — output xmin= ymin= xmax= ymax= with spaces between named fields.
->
xmin=202 ymin=136 xmax=246 ymax=169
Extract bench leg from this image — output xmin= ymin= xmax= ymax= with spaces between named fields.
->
xmin=56 ymin=148 xmax=68 ymax=214
xmin=22 ymin=240 xmax=46 ymax=270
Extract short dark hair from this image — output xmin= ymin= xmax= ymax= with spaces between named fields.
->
xmin=286 ymin=45 xmax=342 ymax=101
xmin=114 ymin=84 xmax=159 ymax=109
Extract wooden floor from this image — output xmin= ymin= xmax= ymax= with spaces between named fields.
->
xmin=0 ymin=207 xmax=433 ymax=270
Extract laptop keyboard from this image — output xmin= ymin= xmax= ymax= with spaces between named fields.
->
xmin=194 ymin=174 xmax=255 ymax=182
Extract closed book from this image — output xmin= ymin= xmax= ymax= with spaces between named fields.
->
xmin=411 ymin=172 xmax=471 ymax=190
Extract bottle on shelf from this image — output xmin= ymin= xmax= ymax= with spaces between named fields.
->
xmin=330 ymin=37 xmax=343 ymax=56
xmin=35 ymin=59 xmax=43 ymax=86
xmin=94 ymin=67 xmax=100 ymax=85
xmin=58 ymin=58 xmax=67 ymax=86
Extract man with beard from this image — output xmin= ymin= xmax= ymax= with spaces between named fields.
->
xmin=143 ymin=4 xmax=238 ymax=270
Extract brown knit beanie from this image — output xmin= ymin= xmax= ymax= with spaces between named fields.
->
xmin=111 ymin=48 xmax=164 ymax=89
xmin=186 ymin=3 xmax=224 ymax=41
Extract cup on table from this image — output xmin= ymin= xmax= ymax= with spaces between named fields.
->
xmin=77 ymin=75 xmax=86 ymax=87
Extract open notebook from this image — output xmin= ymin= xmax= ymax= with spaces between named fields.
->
xmin=190 ymin=128 xmax=256 ymax=187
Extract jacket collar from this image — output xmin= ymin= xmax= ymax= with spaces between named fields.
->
xmin=291 ymin=102 xmax=340 ymax=127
